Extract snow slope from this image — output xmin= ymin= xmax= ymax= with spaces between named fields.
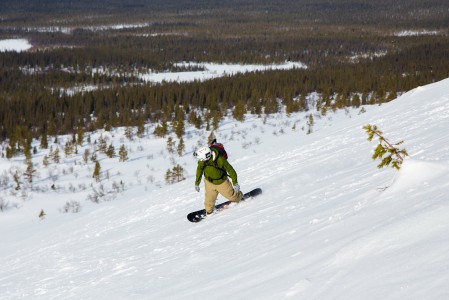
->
xmin=1 ymin=78 xmax=449 ymax=299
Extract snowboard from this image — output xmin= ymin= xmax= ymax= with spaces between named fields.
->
xmin=187 ymin=188 xmax=262 ymax=223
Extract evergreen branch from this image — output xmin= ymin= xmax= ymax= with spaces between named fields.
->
xmin=363 ymin=124 xmax=408 ymax=170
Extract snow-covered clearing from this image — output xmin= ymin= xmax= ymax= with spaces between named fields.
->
xmin=0 ymin=39 xmax=32 ymax=52
xmin=393 ymin=30 xmax=440 ymax=37
xmin=1 ymin=77 xmax=449 ymax=299
xmin=139 ymin=61 xmax=307 ymax=83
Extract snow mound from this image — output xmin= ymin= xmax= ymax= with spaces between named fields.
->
xmin=387 ymin=159 xmax=449 ymax=194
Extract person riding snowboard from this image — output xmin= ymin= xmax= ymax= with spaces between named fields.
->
xmin=194 ymin=144 xmax=243 ymax=215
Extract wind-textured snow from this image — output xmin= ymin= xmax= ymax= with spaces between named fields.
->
xmin=1 ymin=77 xmax=449 ymax=299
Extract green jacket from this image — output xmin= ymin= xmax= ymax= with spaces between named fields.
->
xmin=195 ymin=148 xmax=238 ymax=186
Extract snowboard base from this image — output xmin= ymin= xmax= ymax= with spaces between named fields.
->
xmin=187 ymin=188 xmax=262 ymax=223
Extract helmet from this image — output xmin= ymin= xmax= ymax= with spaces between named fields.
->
xmin=194 ymin=147 xmax=211 ymax=161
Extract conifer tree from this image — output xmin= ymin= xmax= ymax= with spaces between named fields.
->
xmin=48 ymin=119 xmax=56 ymax=138
xmin=24 ymin=159 xmax=36 ymax=184
xmin=249 ymin=88 xmax=262 ymax=115
xmin=165 ymin=165 xmax=186 ymax=184
xmin=363 ymin=124 xmax=408 ymax=170
xmin=77 ymin=127 xmax=84 ymax=146
xmin=98 ymin=135 xmax=107 ymax=153
xmin=52 ymin=147 xmax=61 ymax=164
xmin=65 ymin=141 xmax=74 ymax=157
xmin=165 ymin=169 xmax=174 ymax=184
xmin=137 ymin=115 xmax=145 ymax=138
xmin=90 ymin=149 xmax=97 ymax=163
xmin=118 ymin=144 xmax=129 ymax=162
xmin=106 ymin=144 xmax=116 ymax=158
xmin=174 ymin=111 xmax=185 ymax=139
xmin=352 ymin=94 xmax=361 ymax=108
xmin=299 ymin=91 xmax=308 ymax=111
xmin=24 ymin=140 xmax=32 ymax=161
xmin=172 ymin=164 xmax=185 ymax=182
xmin=154 ymin=120 xmax=168 ymax=138
xmin=125 ymin=126 xmax=134 ymax=140
xmin=93 ymin=161 xmax=101 ymax=182
xmin=40 ymin=131 xmax=48 ymax=149
xmin=212 ymin=112 xmax=221 ymax=131
xmin=233 ymin=99 xmax=246 ymax=122
xmin=166 ymin=137 xmax=175 ymax=154
xmin=5 ymin=146 xmax=14 ymax=159
xmin=387 ymin=91 xmax=397 ymax=102
xmin=177 ymin=137 xmax=185 ymax=157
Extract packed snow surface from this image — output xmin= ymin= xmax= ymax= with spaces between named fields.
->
xmin=1 ymin=77 xmax=449 ymax=299
xmin=0 ymin=39 xmax=32 ymax=52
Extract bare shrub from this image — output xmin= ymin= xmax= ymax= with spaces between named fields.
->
xmin=86 ymin=184 xmax=117 ymax=203
xmin=0 ymin=197 xmax=10 ymax=212
xmin=87 ymin=185 xmax=106 ymax=203
xmin=61 ymin=201 xmax=81 ymax=213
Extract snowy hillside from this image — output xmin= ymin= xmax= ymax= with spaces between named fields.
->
xmin=1 ymin=77 xmax=449 ymax=299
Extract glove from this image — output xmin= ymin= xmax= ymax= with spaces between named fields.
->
xmin=233 ymin=183 xmax=240 ymax=193
xmin=195 ymin=185 xmax=200 ymax=192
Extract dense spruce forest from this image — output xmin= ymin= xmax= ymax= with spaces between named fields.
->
xmin=1 ymin=0 xmax=449 ymax=156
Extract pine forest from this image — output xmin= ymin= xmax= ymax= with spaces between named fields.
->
xmin=1 ymin=0 xmax=449 ymax=156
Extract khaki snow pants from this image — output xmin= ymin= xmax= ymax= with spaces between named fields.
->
xmin=204 ymin=178 xmax=243 ymax=214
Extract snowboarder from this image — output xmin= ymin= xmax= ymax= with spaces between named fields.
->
xmin=193 ymin=146 xmax=243 ymax=215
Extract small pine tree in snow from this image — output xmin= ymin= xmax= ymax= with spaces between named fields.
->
xmin=165 ymin=164 xmax=186 ymax=184
xmin=177 ymin=137 xmax=185 ymax=157
xmin=98 ymin=135 xmax=107 ymax=153
xmin=93 ymin=161 xmax=101 ymax=182
xmin=118 ymin=144 xmax=128 ymax=162
xmin=165 ymin=169 xmax=173 ymax=184
xmin=154 ymin=120 xmax=168 ymax=138
xmin=233 ymin=99 xmax=246 ymax=122
xmin=363 ymin=124 xmax=408 ymax=170
xmin=24 ymin=159 xmax=36 ymax=183
xmin=64 ymin=141 xmax=74 ymax=157
xmin=166 ymin=137 xmax=175 ymax=154
xmin=77 ymin=127 xmax=84 ymax=146
xmin=90 ymin=148 xmax=97 ymax=162
xmin=172 ymin=164 xmax=185 ymax=182
xmin=52 ymin=147 xmax=61 ymax=164
xmin=106 ymin=144 xmax=115 ymax=158
xmin=125 ymin=126 xmax=134 ymax=140
xmin=40 ymin=131 xmax=48 ymax=149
